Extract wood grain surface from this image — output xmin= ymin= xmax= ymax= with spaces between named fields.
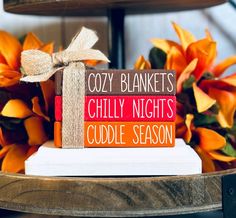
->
xmin=4 ymin=0 xmax=226 ymax=16
xmin=0 ymin=169 xmax=235 ymax=217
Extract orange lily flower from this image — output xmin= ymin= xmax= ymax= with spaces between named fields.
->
xmin=0 ymin=31 xmax=54 ymax=173
xmin=151 ymin=22 xmax=217 ymax=81
xmin=135 ymin=22 xmax=236 ymax=172
xmin=134 ymin=56 xmax=151 ymax=70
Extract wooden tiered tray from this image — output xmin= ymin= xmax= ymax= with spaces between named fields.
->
xmin=4 ymin=0 xmax=226 ymax=16
xmin=0 ymin=169 xmax=235 ymax=217
xmin=2 ymin=0 xmax=235 ymax=217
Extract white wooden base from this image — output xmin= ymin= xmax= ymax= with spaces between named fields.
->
xmin=25 ymin=139 xmax=202 ymax=176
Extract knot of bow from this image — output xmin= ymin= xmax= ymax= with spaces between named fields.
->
xmin=20 ymin=27 xmax=109 ymax=82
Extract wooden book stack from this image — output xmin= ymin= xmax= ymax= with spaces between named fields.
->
xmin=26 ymin=69 xmax=202 ymax=176
xmin=54 ymin=69 xmax=176 ymax=148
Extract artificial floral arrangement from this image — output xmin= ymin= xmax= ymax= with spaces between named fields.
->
xmin=134 ymin=22 xmax=236 ymax=172
xmin=0 ymin=31 xmax=55 ymax=173
xmin=1 ymin=22 xmax=236 ymax=174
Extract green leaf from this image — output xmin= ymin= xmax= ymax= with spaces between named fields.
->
xmin=0 ymin=90 xmax=11 ymax=107
xmin=19 ymin=34 xmax=26 ymax=45
xmin=221 ymin=142 xmax=236 ymax=157
xmin=202 ymin=72 xmax=214 ymax=80
xmin=148 ymin=47 xmax=167 ymax=69
xmin=0 ymin=116 xmax=23 ymax=130
xmin=183 ymin=75 xmax=195 ymax=90
xmin=209 ymin=104 xmax=219 ymax=115
xmin=194 ymin=113 xmax=217 ymax=127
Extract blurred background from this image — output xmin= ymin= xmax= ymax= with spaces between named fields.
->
xmin=0 ymin=0 xmax=236 ymax=72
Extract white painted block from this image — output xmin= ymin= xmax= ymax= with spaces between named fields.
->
xmin=25 ymin=139 xmax=202 ymax=176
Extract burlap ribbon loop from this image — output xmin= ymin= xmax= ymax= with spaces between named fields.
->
xmin=20 ymin=27 xmax=109 ymax=148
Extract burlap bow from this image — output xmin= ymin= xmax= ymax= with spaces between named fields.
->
xmin=20 ymin=27 xmax=109 ymax=148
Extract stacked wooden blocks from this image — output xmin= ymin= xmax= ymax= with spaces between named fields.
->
xmin=54 ymin=69 xmax=176 ymax=148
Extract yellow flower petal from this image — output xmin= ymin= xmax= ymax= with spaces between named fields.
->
xmin=23 ymin=32 xmax=43 ymax=50
xmin=208 ymin=151 xmax=236 ymax=162
xmin=177 ymin=58 xmax=198 ymax=93
xmin=172 ymin=22 xmax=196 ymax=51
xmin=1 ymin=144 xmax=28 ymax=173
xmin=208 ymin=87 xmax=236 ymax=128
xmin=24 ymin=116 xmax=48 ymax=146
xmin=134 ymin=55 xmax=151 ymax=70
xmin=195 ymin=146 xmax=215 ymax=173
xmin=150 ymin=38 xmax=182 ymax=53
xmin=193 ymin=83 xmax=216 ymax=113
xmin=184 ymin=114 xmax=194 ymax=143
xmin=196 ymin=127 xmax=226 ymax=151
xmin=165 ymin=46 xmax=187 ymax=78
xmin=213 ymin=56 xmax=236 ymax=77
xmin=32 ymin=97 xmax=50 ymax=121
xmin=0 ymin=30 xmax=22 ymax=70
xmin=221 ymin=73 xmax=236 ymax=87
xmin=186 ymin=38 xmax=217 ymax=80
xmin=1 ymin=99 xmax=33 ymax=119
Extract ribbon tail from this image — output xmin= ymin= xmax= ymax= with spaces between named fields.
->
xmin=67 ymin=27 xmax=99 ymax=51
xmin=20 ymin=69 xmax=57 ymax=82
xmin=58 ymin=49 xmax=110 ymax=64
xmin=62 ymin=62 xmax=85 ymax=148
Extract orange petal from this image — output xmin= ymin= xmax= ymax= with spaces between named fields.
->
xmin=134 ymin=55 xmax=151 ymax=70
xmin=172 ymin=22 xmax=196 ymax=51
xmin=175 ymin=114 xmax=184 ymax=126
xmin=23 ymin=32 xmax=43 ymax=50
xmin=205 ymin=29 xmax=213 ymax=41
xmin=176 ymin=125 xmax=187 ymax=138
xmin=195 ymin=146 xmax=215 ymax=173
xmin=208 ymin=87 xmax=236 ymax=128
xmin=40 ymin=42 xmax=54 ymax=54
xmin=40 ymin=80 xmax=55 ymax=113
xmin=196 ymin=127 xmax=226 ymax=151
xmin=175 ymin=114 xmax=186 ymax=137
xmin=0 ymin=64 xmax=21 ymax=87
xmin=184 ymin=114 xmax=194 ymax=143
xmin=27 ymin=145 xmax=39 ymax=158
xmin=221 ymin=73 xmax=236 ymax=87
xmin=193 ymin=82 xmax=216 ymax=113
xmin=177 ymin=58 xmax=198 ymax=93
xmin=0 ymin=52 xmax=7 ymax=64
xmin=24 ymin=116 xmax=48 ymax=146
xmin=0 ymin=145 xmax=11 ymax=159
xmin=83 ymin=60 xmax=103 ymax=67
xmin=212 ymin=56 xmax=236 ymax=77
xmin=0 ymin=128 xmax=8 ymax=147
xmin=150 ymin=38 xmax=182 ymax=54
xmin=165 ymin=46 xmax=187 ymax=78
xmin=1 ymin=144 xmax=28 ymax=173
xmin=0 ymin=77 xmax=20 ymax=87
xmin=208 ymin=151 xmax=236 ymax=162
xmin=186 ymin=38 xmax=217 ymax=80
xmin=1 ymin=99 xmax=33 ymax=119
xmin=32 ymin=97 xmax=50 ymax=121
xmin=0 ymin=30 xmax=22 ymax=70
